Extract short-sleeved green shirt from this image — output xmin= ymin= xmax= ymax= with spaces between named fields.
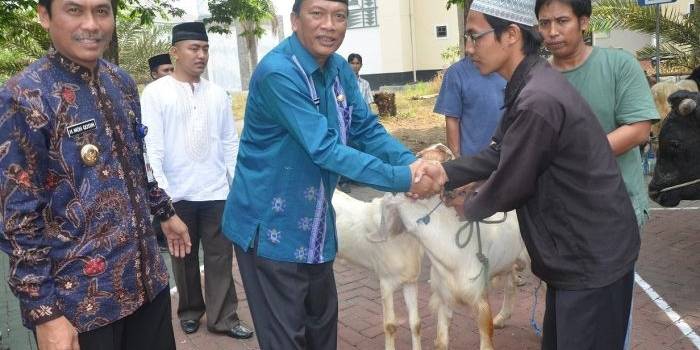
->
xmin=561 ymin=47 xmax=659 ymax=225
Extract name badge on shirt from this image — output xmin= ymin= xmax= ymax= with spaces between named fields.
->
xmin=66 ymin=119 xmax=96 ymax=138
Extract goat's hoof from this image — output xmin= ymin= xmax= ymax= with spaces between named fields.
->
xmin=493 ymin=315 xmax=507 ymax=329
xmin=434 ymin=341 xmax=448 ymax=350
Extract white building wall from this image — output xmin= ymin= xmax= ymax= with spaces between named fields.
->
xmin=163 ymin=0 xmax=462 ymax=91
xmin=338 ymin=27 xmax=383 ymax=74
xmin=413 ymin=0 xmax=460 ymax=70
xmin=594 ymin=29 xmax=652 ymax=54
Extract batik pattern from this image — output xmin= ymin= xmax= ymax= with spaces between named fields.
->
xmin=0 ymin=49 xmax=171 ymax=332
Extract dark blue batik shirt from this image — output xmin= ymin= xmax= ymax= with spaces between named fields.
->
xmin=0 ymin=49 xmax=172 ymax=332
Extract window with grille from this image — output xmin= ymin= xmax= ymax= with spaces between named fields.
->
xmin=348 ymin=0 xmax=378 ymax=28
xmin=436 ymin=25 xmax=447 ymax=38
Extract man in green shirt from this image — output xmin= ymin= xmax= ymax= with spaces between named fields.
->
xmin=536 ymin=0 xmax=658 ymax=348
xmin=536 ymin=0 xmax=658 ymax=226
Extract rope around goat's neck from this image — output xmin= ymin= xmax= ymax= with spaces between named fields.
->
xmin=454 ymin=213 xmax=507 ymax=289
xmin=656 ymin=178 xmax=700 ymax=194
xmin=416 ymin=200 xmax=507 ymax=290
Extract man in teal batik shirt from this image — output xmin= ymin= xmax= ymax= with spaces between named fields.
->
xmin=221 ymin=0 xmax=435 ymax=348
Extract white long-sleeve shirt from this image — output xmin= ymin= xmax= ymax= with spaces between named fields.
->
xmin=141 ymin=75 xmax=238 ymax=202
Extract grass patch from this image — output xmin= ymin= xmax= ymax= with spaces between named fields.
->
xmin=232 ymin=91 xmax=247 ymax=121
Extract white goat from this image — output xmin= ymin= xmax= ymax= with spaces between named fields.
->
xmin=334 ymin=190 xmax=423 ymax=350
xmin=380 ymin=193 xmax=529 ymax=350
xmin=333 ymin=143 xmax=455 ymax=350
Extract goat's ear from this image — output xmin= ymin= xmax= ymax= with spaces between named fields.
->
xmin=370 ymin=195 xmax=407 ymax=242
xmin=434 ymin=143 xmax=455 ymax=161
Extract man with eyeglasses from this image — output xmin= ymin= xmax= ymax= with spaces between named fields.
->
xmin=412 ymin=0 xmax=640 ymax=348
xmin=434 ymin=18 xmax=505 ymax=159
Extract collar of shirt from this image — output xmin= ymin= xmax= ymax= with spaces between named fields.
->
xmin=504 ymin=54 xmax=542 ymax=110
xmin=47 ymin=47 xmax=101 ymax=82
xmin=289 ymin=33 xmax=340 ymax=87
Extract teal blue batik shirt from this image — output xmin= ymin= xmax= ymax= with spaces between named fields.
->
xmin=222 ymin=34 xmax=415 ymax=264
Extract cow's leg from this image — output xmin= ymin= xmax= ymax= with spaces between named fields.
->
xmin=494 ymin=269 xmax=518 ymax=329
xmin=379 ymin=279 xmax=398 ymax=350
xmin=474 ymin=294 xmax=495 ymax=350
xmin=402 ymin=282 xmax=422 ymax=350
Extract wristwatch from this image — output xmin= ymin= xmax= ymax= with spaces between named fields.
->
xmin=157 ymin=201 xmax=176 ymax=221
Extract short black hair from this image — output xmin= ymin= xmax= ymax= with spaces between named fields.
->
xmin=38 ymin=0 xmax=53 ymax=16
xmin=293 ymin=0 xmax=349 ymax=15
xmin=535 ymin=0 xmax=592 ymax=19
xmin=347 ymin=53 xmax=362 ymax=64
xmin=484 ymin=14 xmax=543 ymax=56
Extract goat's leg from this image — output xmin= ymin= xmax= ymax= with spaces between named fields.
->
xmin=474 ymin=295 xmax=495 ymax=350
xmin=402 ymin=282 xmax=422 ymax=350
xmin=431 ymin=293 xmax=452 ymax=350
xmin=379 ymin=280 xmax=398 ymax=350
xmin=493 ymin=270 xmax=518 ymax=329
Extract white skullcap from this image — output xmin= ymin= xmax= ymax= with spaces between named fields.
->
xmin=470 ymin=0 xmax=538 ymax=27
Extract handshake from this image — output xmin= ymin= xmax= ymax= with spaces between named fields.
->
xmin=407 ymin=159 xmax=448 ymax=199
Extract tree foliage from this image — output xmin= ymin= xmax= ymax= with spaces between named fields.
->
xmin=116 ymin=14 xmax=172 ymax=84
xmin=0 ymin=6 xmax=48 ymax=82
xmin=207 ymin=0 xmax=276 ymax=37
xmin=0 ymin=0 xmax=276 ymax=80
xmin=446 ymin=0 xmax=469 ymax=10
xmin=590 ymin=0 xmax=699 ymax=73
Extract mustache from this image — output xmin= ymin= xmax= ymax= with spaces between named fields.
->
xmin=72 ymin=33 xmax=105 ymax=41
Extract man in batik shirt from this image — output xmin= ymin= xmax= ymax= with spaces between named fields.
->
xmin=0 ymin=0 xmax=190 ymax=349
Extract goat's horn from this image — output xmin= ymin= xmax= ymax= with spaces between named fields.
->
xmin=679 ymin=98 xmax=697 ymax=117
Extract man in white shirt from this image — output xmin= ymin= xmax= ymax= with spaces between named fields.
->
xmin=141 ymin=22 xmax=253 ymax=340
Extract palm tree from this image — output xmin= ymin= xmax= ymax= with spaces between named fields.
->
xmin=590 ymin=0 xmax=699 ymax=73
xmin=0 ymin=8 xmax=49 ymax=82
xmin=117 ymin=15 xmax=172 ymax=84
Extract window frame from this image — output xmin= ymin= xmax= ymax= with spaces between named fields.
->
xmin=348 ymin=0 xmax=379 ymax=29
xmin=435 ymin=24 xmax=448 ymax=39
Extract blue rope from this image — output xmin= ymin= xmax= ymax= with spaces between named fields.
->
xmin=530 ymin=279 xmax=543 ymax=337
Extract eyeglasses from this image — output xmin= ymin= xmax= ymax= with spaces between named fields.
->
xmin=464 ymin=29 xmax=495 ymax=46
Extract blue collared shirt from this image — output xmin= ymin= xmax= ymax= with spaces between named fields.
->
xmin=222 ymin=34 xmax=415 ymax=264
xmin=434 ymin=58 xmax=506 ymax=156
